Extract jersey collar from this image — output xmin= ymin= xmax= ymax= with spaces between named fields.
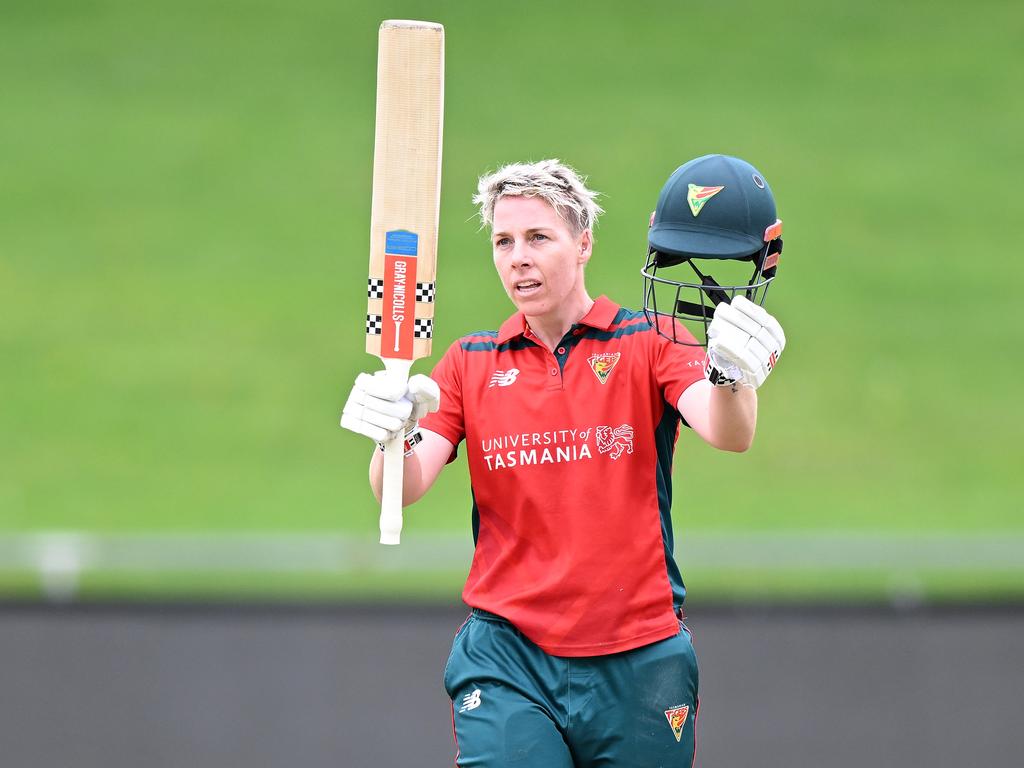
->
xmin=495 ymin=295 xmax=621 ymax=344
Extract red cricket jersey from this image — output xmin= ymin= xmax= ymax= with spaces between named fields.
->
xmin=419 ymin=296 xmax=706 ymax=656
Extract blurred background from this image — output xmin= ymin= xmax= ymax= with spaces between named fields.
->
xmin=1 ymin=0 xmax=1022 ymax=765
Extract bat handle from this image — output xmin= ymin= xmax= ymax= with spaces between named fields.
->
xmin=379 ymin=358 xmax=413 ymax=545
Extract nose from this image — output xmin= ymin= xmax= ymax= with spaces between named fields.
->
xmin=509 ymin=241 xmax=532 ymax=269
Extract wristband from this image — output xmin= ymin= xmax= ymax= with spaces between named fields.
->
xmin=704 ymin=354 xmax=738 ymax=388
xmin=377 ymin=426 xmax=423 ymax=457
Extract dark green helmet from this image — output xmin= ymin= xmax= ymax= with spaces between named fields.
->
xmin=642 ymin=154 xmax=783 ymax=346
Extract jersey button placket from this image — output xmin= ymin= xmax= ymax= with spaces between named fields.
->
xmin=546 ymin=352 xmax=563 ymax=391
xmin=548 ymin=336 xmax=573 ymax=391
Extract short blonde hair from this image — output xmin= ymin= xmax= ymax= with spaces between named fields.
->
xmin=473 ymin=159 xmax=603 ymax=235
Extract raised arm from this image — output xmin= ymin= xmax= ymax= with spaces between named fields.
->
xmin=367 ymin=428 xmax=453 ymax=505
xmin=677 ymin=379 xmax=757 ymax=452
xmin=341 ymin=372 xmax=454 ymax=506
xmin=676 ymin=296 xmax=785 ymax=452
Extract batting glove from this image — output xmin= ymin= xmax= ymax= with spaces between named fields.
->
xmin=705 ymin=295 xmax=786 ymax=389
xmin=340 ymin=372 xmax=440 ymax=444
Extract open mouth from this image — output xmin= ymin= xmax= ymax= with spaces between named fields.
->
xmin=514 ymin=280 xmax=542 ymax=296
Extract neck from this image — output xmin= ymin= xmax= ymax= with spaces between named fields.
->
xmin=525 ymin=293 xmax=595 ymax=351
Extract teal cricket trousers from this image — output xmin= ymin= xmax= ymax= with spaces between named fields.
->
xmin=443 ymin=609 xmax=699 ymax=767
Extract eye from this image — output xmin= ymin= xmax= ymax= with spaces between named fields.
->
xmin=495 ymin=236 xmax=511 ymax=248
xmin=532 ymin=233 xmax=548 ymax=242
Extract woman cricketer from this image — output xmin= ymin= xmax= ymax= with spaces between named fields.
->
xmin=341 ymin=155 xmax=787 ymax=767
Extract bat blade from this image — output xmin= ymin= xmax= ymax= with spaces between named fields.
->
xmin=365 ymin=20 xmax=444 ymax=545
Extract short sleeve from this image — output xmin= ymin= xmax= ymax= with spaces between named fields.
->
xmin=653 ymin=317 xmax=707 ymax=408
xmin=418 ymin=339 xmax=466 ymax=449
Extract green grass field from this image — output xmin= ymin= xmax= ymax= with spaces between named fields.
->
xmin=2 ymin=0 xmax=1022 ymax=599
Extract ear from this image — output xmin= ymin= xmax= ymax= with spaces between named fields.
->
xmin=578 ymin=229 xmax=593 ymax=265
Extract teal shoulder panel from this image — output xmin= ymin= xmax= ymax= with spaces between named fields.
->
xmin=581 ymin=317 xmax=653 ymax=343
xmin=459 ymin=331 xmax=538 ymax=353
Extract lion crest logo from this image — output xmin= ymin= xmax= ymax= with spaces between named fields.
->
xmin=596 ymin=424 xmax=634 ymax=461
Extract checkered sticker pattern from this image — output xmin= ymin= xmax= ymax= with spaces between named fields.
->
xmin=367 ymin=278 xmax=385 ymax=300
xmin=414 ymin=318 xmax=433 ymax=339
xmin=415 ymin=282 xmax=435 ymax=303
xmin=366 ymin=314 xmax=383 ymax=335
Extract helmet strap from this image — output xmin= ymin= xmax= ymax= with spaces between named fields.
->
xmin=673 ymin=259 xmax=730 ymax=318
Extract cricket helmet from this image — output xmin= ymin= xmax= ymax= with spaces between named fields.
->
xmin=642 ymin=154 xmax=782 ymax=346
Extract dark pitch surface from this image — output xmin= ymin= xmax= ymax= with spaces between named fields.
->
xmin=0 ymin=603 xmax=1020 ymax=767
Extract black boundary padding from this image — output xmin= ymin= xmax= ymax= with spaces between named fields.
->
xmin=0 ymin=598 xmax=1022 ymax=619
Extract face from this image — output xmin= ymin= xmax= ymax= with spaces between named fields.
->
xmin=491 ymin=195 xmax=592 ymax=318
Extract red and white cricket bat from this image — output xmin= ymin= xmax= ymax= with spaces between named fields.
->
xmin=365 ymin=20 xmax=444 ymax=545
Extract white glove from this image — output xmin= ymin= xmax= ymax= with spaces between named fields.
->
xmin=705 ymin=295 xmax=786 ymax=389
xmin=339 ymin=371 xmax=440 ymax=444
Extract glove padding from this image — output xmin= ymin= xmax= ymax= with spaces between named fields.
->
xmin=339 ymin=371 xmax=440 ymax=444
xmin=705 ymin=296 xmax=786 ymax=389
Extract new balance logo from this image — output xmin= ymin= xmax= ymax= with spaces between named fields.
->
xmin=459 ymin=689 xmax=482 ymax=713
xmin=488 ymin=368 xmax=520 ymax=388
